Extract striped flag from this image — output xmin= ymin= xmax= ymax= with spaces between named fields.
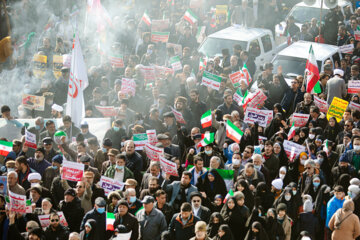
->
xmin=201 ymin=110 xmax=212 ymax=128
xmin=109 ymin=55 xmax=124 ymax=68
xmin=324 ymin=139 xmax=329 ymax=156
xmin=287 ymin=122 xmax=296 ymax=140
xmin=197 ymin=132 xmax=215 ymax=148
xmin=184 ymin=9 xmax=198 ymax=25
xmin=199 ymin=57 xmax=207 ymax=71
xmin=141 ymin=11 xmax=151 ymax=26
xmin=0 ymin=140 xmax=12 ymax=156
xmin=223 ymin=189 xmax=234 ymax=203
xmin=226 ymin=120 xmax=243 ymax=143
xmin=241 ymin=63 xmax=252 ymax=85
xmin=305 ymin=45 xmax=321 ymax=94
xmin=106 ymin=212 xmax=115 ymax=231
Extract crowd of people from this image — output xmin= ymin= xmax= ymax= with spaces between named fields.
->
xmin=2 ymin=0 xmax=360 ymax=240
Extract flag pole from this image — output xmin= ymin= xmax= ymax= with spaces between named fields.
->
xmin=318 ymin=0 xmax=324 ymax=43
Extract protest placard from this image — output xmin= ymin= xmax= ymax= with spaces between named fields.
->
xmin=25 ymin=129 xmax=37 ymax=149
xmin=196 ymin=25 xmax=206 ymax=43
xmin=109 ymin=55 xmax=124 ymax=68
xmin=7 ymin=190 xmax=26 ymax=213
xmin=233 ymin=88 xmax=244 ymax=105
xmin=145 ymin=143 xmax=164 ymax=161
xmin=355 ymin=31 xmax=360 ymax=41
xmin=169 ymin=56 xmax=182 ymax=71
xmin=339 ymin=44 xmax=354 ymax=54
xmin=292 ymin=113 xmax=310 ymax=127
xmin=229 ymin=71 xmax=242 ymax=88
xmin=166 ymin=43 xmax=182 ymax=56
xmin=244 ymin=107 xmax=269 ymax=127
xmin=151 ymin=32 xmax=170 ymax=43
xmin=151 ymin=19 xmax=170 ymax=32
xmin=121 ymin=78 xmax=136 ymax=97
xmin=22 ymin=94 xmax=45 ymax=111
xmin=52 ymin=55 xmax=63 ymax=79
xmin=61 ymin=160 xmax=84 ymax=182
xmin=155 ymin=65 xmax=174 ymax=77
xmin=245 ymin=90 xmax=267 ymax=109
xmin=327 ymin=97 xmax=349 ymax=122
xmin=39 ymin=211 xmax=68 ymax=228
xmin=95 ymin=106 xmax=118 ymax=117
xmin=33 ymin=54 xmax=47 ymax=79
xmin=283 ymin=140 xmax=306 ymax=158
xmin=348 ymin=80 xmax=360 ymax=94
xmin=0 ymin=176 xmax=6 ymax=196
xmin=133 ymin=133 xmax=148 ymax=150
xmin=100 ymin=176 xmax=125 ymax=196
xmin=264 ymin=110 xmax=273 ymax=125
xmin=202 ymin=71 xmax=222 ymax=90
xmin=314 ymin=96 xmax=328 ymax=113
xmin=141 ymin=65 xmax=156 ymax=81
xmin=215 ymin=5 xmax=228 ymax=23
xmin=171 ymin=107 xmax=186 ymax=124
xmin=160 ymin=156 xmax=178 ymax=176
xmin=349 ymin=101 xmax=360 ymax=111
xmin=146 ymin=129 xmax=158 ymax=145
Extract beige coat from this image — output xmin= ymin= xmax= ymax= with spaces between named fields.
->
xmin=329 ymin=209 xmax=360 ymax=240
xmin=282 ymin=215 xmax=292 ymax=240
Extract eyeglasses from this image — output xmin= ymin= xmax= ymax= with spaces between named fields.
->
xmin=51 ymin=219 xmax=59 ymax=222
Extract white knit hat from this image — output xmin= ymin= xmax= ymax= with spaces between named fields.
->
xmin=303 ymin=199 xmax=313 ymax=213
xmin=28 ymin=173 xmax=41 ymax=181
xmin=271 ymin=178 xmax=283 ymax=190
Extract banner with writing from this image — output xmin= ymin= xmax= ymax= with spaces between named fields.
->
xmin=8 ymin=190 xmax=26 ymax=213
xmin=133 ymin=133 xmax=149 ymax=150
xmin=292 ymin=113 xmax=310 ymax=127
xmin=327 ymin=97 xmax=349 ymax=122
xmin=171 ymin=107 xmax=186 ymax=124
xmin=348 ymin=80 xmax=360 ymax=94
xmin=283 ymin=140 xmax=306 ymax=158
xmin=146 ymin=129 xmax=158 ymax=145
xmin=314 ymin=96 xmax=328 ymax=113
xmin=22 ymin=94 xmax=45 ymax=111
xmin=25 ymin=129 xmax=37 ymax=149
xmin=160 ymin=156 xmax=178 ymax=176
xmin=145 ymin=143 xmax=164 ymax=161
xmin=202 ymin=71 xmax=222 ymax=91
xmin=61 ymin=160 xmax=84 ymax=182
xmin=99 ymin=176 xmax=125 ymax=196
xmin=95 ymin=106 xmax=118 ymax=117
xmin=151 ymin=32 xmax=170 ymax=43
xmin=349 ymin=101 xmax=360 ymax=111
xmin=244 ymin=107 xmax=269 ymax=127
xmin=169 ymin=56 xmax=183 ymax=71
xmin=121 ymin=78 xmax=136 ymax=97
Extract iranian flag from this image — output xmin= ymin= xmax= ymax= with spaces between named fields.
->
xmin=226 ymin=120 xmax=243 ymax=143
xmin=324 ymin=139 xmax=329 ymax=156
xmin=184 ymin=9 xmax=198 ymax=25
xmin=141 ymin=11 xmax=151 ymax=26
xmin=242 ymin=63 xmax=252 ymax=85
xmin=0 ymin=140 xmax=12 ymax=156
xmin=287 ymin=122 xmax=296 ymax=140
xmin=197 ymin=132 xmax=215 ymax=148
xmin=106 ymin=212 xmax=115 ymax=231
xmin=199 ymin=57 xmax=207 ymax=71
xmin=305 ymin=45 xmax=321 ymax=94
xmin=223 ymin=189 xmax=234 ymax=203
xmin=201 ymin=110 xmax=212 ymax=128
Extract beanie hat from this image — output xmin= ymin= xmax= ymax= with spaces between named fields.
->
xmin=52 ymin=155 xmax=63 ymax=164
xmin=339 ymin=154 xmax=350 ymax=163
xmin=195 ymin=221 xmax=207 ymax=232
xmin=303 ymin=199 xmax=313 ymax=213
xmin=272 ymin=178 xmax=283 ymax=190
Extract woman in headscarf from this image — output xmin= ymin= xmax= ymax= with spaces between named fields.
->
xmin=254 ymin=182 xmax=275 ymax=212
xmin=234 ymin=179 xmax=254 ymax=211
xmin=287 ymin=182 xmax=302 ymax=211
xmin=264 ymin=208 xmax=285 ymax=240
xmin=273 ymin=142 xmax=288 ymax=168
xmin=314 ymin=184 xmax=332 ymax=240
xmin=196 ymin=168 xmax=227 ymax=205
xmin=329 ymin=199 xmax=360 ymax=240
xmin=207 ymin=212 xmax=224 ymax=238
xmin=302 ymin=174 xmax=323 ymax=200
xmin=277 ymin=166 xmax=291 ymax=187
xmin=299 ymin=127 xmax=309 ymax=143
xmin=265 ymin=113 xmax=284 ymax=139
xmin=273 ymin=186 xmax=298 ymax=221
xmin=316 ymin=150 xmax=333 ymax=186
xmin=220 ymin=196 xmax=246 ymax=239
xmin=324 ymin=117 xmax=342 ymax=143
xmin=213 ymin=224 xmax=234 ymax=240
xmin=245 ymin=207 xmax=266 ymax=234
xmin=244 ymin=221 xmax=270 ymax=240
xmin=274 ymin=103 xmax=286 ymax=119
xmin=210 ymin=194 xmax=224 ymax=212
xmin=80 ymin=219 xmax=97 ymax=240
xmin=338 ymin=173 xmax=352 ymax=192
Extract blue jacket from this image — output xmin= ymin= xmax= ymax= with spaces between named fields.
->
xmin=326 ymin=196 xmax=345 ymax=227
xmin=27 ymin=158 xmax=51 ymax=176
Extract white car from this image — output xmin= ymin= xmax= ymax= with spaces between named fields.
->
xmin=275 ymin=0 xmax=353 ymax=44
xmin=271 ymin=41 xmax=342 ymax=84
xmin=198 ymin=25 xmax=287 ymax=71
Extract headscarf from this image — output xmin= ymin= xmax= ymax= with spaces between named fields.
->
xmin=334 ymin=200 xmax=355 ymax=229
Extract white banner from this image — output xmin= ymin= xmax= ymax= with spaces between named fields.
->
xmin=283 ymin=140 xmax=306 ymax=158
xmin=244 ymin=107 xmax=269 ymax=127
xmin=99 ymin=176 xmax=125 ymax=196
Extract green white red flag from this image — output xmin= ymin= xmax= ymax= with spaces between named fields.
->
xmin=226 ymin=120 xmax=243 ymax=143
xmin=184 ymin=9 xmax=198 ymax=24
xmin=241 ymin=63 xmax=252 ymax=85
xmin=106 ymin=212 xmax=115 ymax=231
xmin=305 ymin=45 xmax=321 ymax=94
xmin=201 ymin=110 xmax=212 ymax=128
xmin=287 ymin=122 xmax=296 ymax=140
xmin=199 ymin=57 xmax=207 ymax=71
xmin=197 ymin=132 xmax=214 ymax=148
xmin=223 ymin=189 xmax=234 ymax=203
xmin=0 ymin=140 xmax=12 ymax=156
xmin=141 ymin=11 xmax=151 ymax=26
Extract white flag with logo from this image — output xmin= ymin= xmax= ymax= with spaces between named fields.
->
xmin=66 ymin=34 xmax=89 ymax=127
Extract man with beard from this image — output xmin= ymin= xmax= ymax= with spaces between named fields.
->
xmin=39 ymin=120 xmax=57 ymax=147
xmin=123 ymin=140 xmax=143 ymax=183
xmin=189 ymin=89 xmax=207 ymax=129
xmin=163 ymin=112 xmax=177 ymax=137
xmin=174 ymin=96 xmax=194 ymax=129
xmin=140 ymin=177 xmax=161 ymax=199
xmin=262 ymin=69 xmax=288 ymax=108
xmin=331 ymin=154 xmax=356 ymax=185
xmin=155 ymin=190 xmax=173 ymax=225
xmin=295 ymin=93 xmax=315 ymax=114
xmin=42 ymin=137 xmax=57 ymax=162
xmin=54 ymin=67 xmax=70 ymax=105
xmin=27 ymin=147 xmax=51 ymax=176
xmin=15 ymin=156 xmax=32 ymax=191
xmin=44 ymin=212 xmax=70 ymax=239
xmin=162 ymin=171 xmax=198 ymax=212
xmin=140 ymin=161 xmax=164 ymax=191
xmin=59 ymin=115 xmax=81 ymax=139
